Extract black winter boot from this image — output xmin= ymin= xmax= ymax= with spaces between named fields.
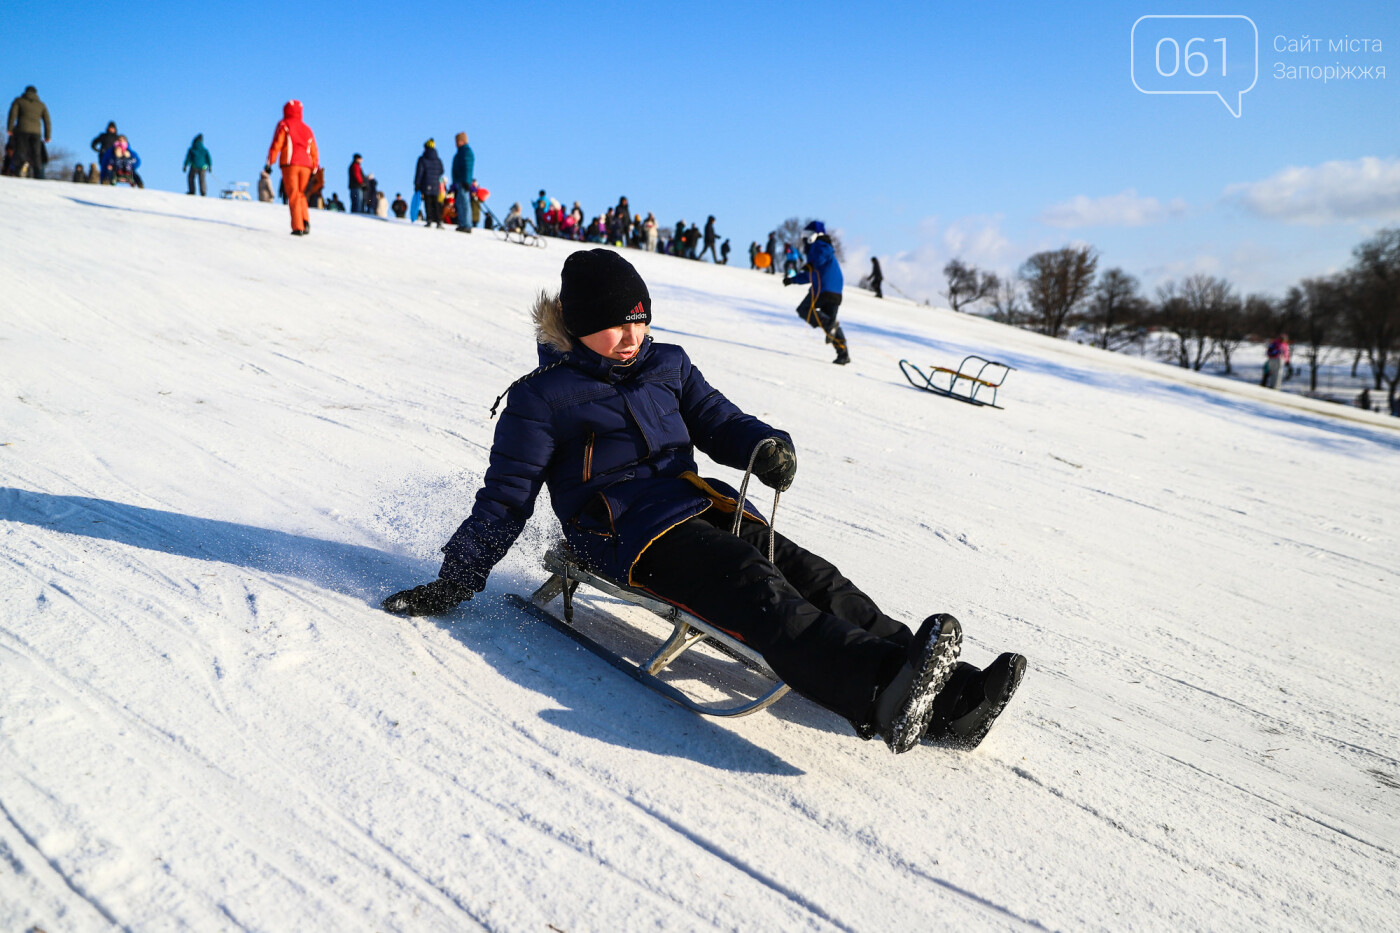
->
xmin=874 ymin=614 xmax=962 ymax=753
xmin=925 ymin=652 xmax=1027 ymax=749
xmin=831 ymin=328 xmax=850 ymax=365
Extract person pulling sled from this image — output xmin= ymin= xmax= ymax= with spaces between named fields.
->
xmin=383 ymin=250 xmax=1024 ymax=752
xmin=784 ymin=220 xmax=850 ymax=365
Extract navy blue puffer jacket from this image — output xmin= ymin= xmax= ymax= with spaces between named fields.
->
xmin=442 ymin=336 xmax=789 ymax=589
xmin=787 ymin=237 xmax=843 ymax=296
xmin=414 ymin=146 xmax=444 ymax=194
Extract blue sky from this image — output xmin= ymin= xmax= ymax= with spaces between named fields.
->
xmin=5 ymin=0 xmax=1397 ymax=301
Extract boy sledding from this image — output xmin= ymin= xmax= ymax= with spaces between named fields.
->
xmin=383 ymin=250 xmax=1025 ymax=752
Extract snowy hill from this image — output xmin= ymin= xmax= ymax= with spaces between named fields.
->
xmin=2 ymin=178 xmax=1397 ymax=932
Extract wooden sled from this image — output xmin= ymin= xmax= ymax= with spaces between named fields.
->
xmin=508 ymin=544 xmax=792 ymax=717
xmin=899 ymin=355 xmax=1015 ymax=409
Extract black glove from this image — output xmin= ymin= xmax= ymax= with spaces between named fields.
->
xmin=382 ymin=578 xmax=473 ymax=616
xmin=752 ymin=438 xmax=797 ymax=491
xmin=783 ymin=277 xmax=794 ymax=286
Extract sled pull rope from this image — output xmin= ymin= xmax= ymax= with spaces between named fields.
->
xmin=732 ymin=439 xmax=781 ymax=563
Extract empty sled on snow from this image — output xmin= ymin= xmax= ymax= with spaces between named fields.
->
xmin=899 ymin=355 xmax=1015 ymax=409
xmin=219 ymin=181 xmax=251 ymax=201
xmin=507 ymin=440 xmax=791 ymax=718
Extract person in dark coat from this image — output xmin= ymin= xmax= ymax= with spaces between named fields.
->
xmin=6 ymin=86 xmax=51 ymax=179
xmin=614 ymin=196 xmax=631 ymax=246
xmin=699 ymin=215 xmax=721 ymax=262
xmin=534 ymin=189 xmax=549 ymax=231
xmin=784 ymin=220 xmax=849 ymax=364
xmin=91 ymin=121 xmax=119 ymax=182
xmin=381 ymin=249 xmax=1025 ymax=754
xmin=392 ymin=193 xmax=407 ymax=218
xmin=720 ymin=238 xmax=731 ymax=265
xmin=414 ymin=139 xmax=445 ymax=228
xmin=764 ymin=231 xmax=778 ymax=274
xmin=183 ymin=134 xmax=212 ymax=195
xmin=869 ymin=257 xmax=884 ymax=299
xmin=451 ymin=132 xmax=475 ymax=233
xmin=348 ymin=154 xmax=366 ymax=213
xmin=71 ymin=163 xmax=86 ymax=183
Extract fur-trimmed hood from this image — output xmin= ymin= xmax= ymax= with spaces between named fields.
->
xmin=532 ymin=290 xmax=573 ymax=353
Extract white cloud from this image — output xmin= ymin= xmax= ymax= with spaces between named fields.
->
xmin=851 ymin=216 xmax=1014 ymax=307
xmin=1226 ymin=156 xmax=1400 ymax=224
xmin=1039 ymin=189 xmax=1188 ymax=229
xmin=942 ymin=216 xmax=1012 ymax=261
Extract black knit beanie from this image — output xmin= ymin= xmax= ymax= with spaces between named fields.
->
xmin=558 ymin=249 xmax=652 ymax=338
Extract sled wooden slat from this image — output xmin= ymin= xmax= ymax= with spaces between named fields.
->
xmin=511 ymin=545 xmax=791 ymax=718
xmin=899 ymin=355 xmax=1015 ymax=409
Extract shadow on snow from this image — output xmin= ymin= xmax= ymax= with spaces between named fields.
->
xmin=66 ymin=196 xmax=267 ymax=233
xmin=2 ymin=486 xmax=802 ymax=775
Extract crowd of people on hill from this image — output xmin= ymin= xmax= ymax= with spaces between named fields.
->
xmin=517 ymin=190 xmax=731 ymax=262
xmin=5 ymin=87 xmax=880 ymax=325
xmin=9 ymin=86 xmax=865 ymax=366
xmin=2 ymin=91 xmax=146 ymax=190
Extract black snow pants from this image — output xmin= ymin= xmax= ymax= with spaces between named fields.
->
xmin=14 ymin=133 xmax=44 ymax=179
xmin=422 ymin=190 xmax=442 ymax=226
xmin=632 ymin=508 xmax=911 ymax=726
xmin=796 ymin=291 xmax=848 ymax=357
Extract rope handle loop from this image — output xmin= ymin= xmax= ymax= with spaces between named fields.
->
xmin=733 ymin=438 xmax=782 ymax=562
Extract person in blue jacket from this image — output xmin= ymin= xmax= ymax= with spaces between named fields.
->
xmin=451 ymin=131 xmax=475 ymax=233
xmin=784 ymin=220 xmax=849 ymax=365
xmin=101 ymin=136 xmax=142 ymax=187
xmin=382 ymin=250 xmax=1025 ymax=753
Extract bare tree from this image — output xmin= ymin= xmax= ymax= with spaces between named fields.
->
xmin=1154 ymin=274 xmax=1234 ymax=371
xmin=988 ymin=278 xmax=1026 ymax=326
xmin=1348 ymin=228 xmax=1400 ymax=405
xmin=1083 ymin=267 xmax=1146 ymax=351
xmin=941 ymin=259 xmax=1000 ymax=313
xmin=1272 ymin=279 xmax=1341 ymax=392
xmin=1020 ymin=246 xmax=1098 ymax=338
xmin=776 ymin=216 xmax=844 ymax=262
xmin=1207 ymin=291 xmax=1247 ymax=374
xmin=42 ymin=145 xmax=79 ymax=180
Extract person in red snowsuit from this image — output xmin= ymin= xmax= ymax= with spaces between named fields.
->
xmin=264 ymin=100 xmax=320 ymax=236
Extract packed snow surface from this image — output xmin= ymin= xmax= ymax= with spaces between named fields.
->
xmin=2 ymin=179 xmax=1398 ymax=932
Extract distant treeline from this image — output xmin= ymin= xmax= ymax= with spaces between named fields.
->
xmin=934 ymin=229 xmax=1400 ymax=407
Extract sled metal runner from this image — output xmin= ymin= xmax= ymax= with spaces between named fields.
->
xmin=899 ymin=355 xmax=1015 ymax=409
xmin=509 ymin=545 xmax=791 ymax=718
